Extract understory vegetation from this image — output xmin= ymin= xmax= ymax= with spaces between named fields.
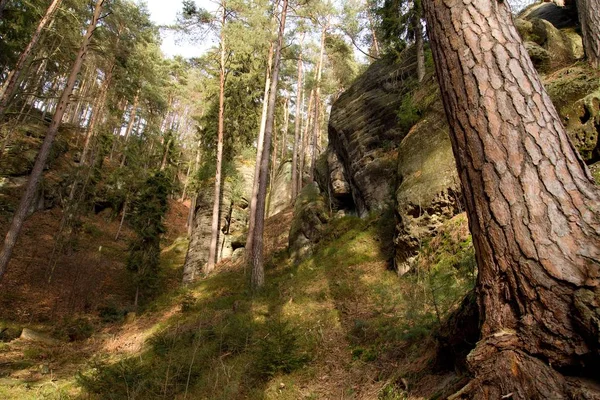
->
xmin=76 ymin=210 xmax=475 ymax=399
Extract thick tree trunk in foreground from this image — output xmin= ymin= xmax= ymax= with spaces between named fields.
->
xmin=251 ymin=0 xmax=288 ymax=290
xmin=0 ymin=0 xmax=62 ymax=118
xmin=423 ymin=1 xmax=600 ymax=398
xmin=0 ymin=0 xmax=104 ymax=281
xmin=291 ymin=35 xmax=305 ymax=201
xmin=577 ymin=0 xmax=600 ymax=68
xmin=206 ymin=3 xmax=228 ymax=274
xmin=245 ymin=42 xmax=275 ymax=264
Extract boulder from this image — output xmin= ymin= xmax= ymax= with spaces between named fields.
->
xmin=20 ymin=328 xmax=60 ymax=345
xmin=544 ymin=65 xmax=600 ymax=163
xmin=182 ymin=158 xmax=254 ymax=283
xmin=516 ymin=4 xmax=583 ymax=72
xmin=288 ymin=183 xmax=329 ymax=263
xmin=327 ymin=52 xmax=418 ymax=215
xmin=267 ymin=160 xmax=292 ymax=217
xmin=394 ymin=115 xmax=462 ymax=275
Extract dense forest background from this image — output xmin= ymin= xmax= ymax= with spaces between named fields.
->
xmin=0 ymin=0 xmax=599 ymax=399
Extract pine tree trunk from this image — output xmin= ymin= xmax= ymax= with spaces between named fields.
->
xmin=206 ymin=3 xmax=228 ymax=274
xmin=299 ymin=89 xmax=314 ymax=193
xmin=81 ymin=65 xmax=114 ymax=164
xmin=0 ymin=0 xmax=63 ymax=118
xmin=309 ymin=25 xmax=327 ymax=182
xmin=160 ymin=137 xmax=172 ymax=171
xmin=245 ymin=41 xmax=275 ymax=263
xmin=423 ymin=1 xmax=600 ymax=398
xmin=291 ymin=34 xmax=305 ymax=201
xmin=367 ymin=10 xmax=381 ymax=58
xmin=577 ymin=0 xmax=600 ymax=68
xmin=414 ymin=8 xmax=425 ymax=82
xmin=119 ymin=91 xmax=140 ymax=167
xmin=251 ymin=0 xmax=288 ymax=290
xmin=0 ymin=0 xmax=105 ymax=281
xmin=281 ymin=95 xmax=289 ymax=161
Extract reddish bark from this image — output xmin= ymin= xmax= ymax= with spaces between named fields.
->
xmin=251 ymin=0 xmax=288 ymax=289
xmin=423 ymin=0 xmax=600 ymax=398
xmin=206 ymin=1 xmax=228 ymax=273
xmin=245 ymin=38 xmax=275 ymax=264
xmin=291 ymin=34 xmax=305 ymax=201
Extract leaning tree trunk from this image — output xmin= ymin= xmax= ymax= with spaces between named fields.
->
xmin=309 ymin=25 xmax=326 ymax=182
xmin=245 ymin=41 xmax=274 ymax=264
xmin=0 ymin=0 xmax=63 ymax=118
xmin=291 ymin=34 xmax=305 ymax=201
xmin=423 ymin=1 xmax=600 ymax=398
xmin=0 ymin=0 xmax=104 ymax=281
xmin=577 ymin=0 xmax=600 ymax=68
xmin=251 ymin=0 xmax=288 ymax=290
xmin=206 ymin=3 xmax=227 ymax=274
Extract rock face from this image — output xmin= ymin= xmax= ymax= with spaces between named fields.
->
xmin=288 ymin=183 xmax=329 ymax=263
xmin=267 ymin=160 xmax=292 ymax=218
xmin=545 ymin=66 xmax=600 ymax=163
xmin=182 ymin=160 xmax=254 ymax=283
xmin=322 ymin=49 xmax=463 ymax=274
xmin=394 ymin=115 xmax=462 ymax=274
xmin=327 ymin=53 xmax=417 ymax=215
xmin=516 ymin=9 xmax=583 ymax=72
xmin=316 ymin=3 xmax=598 ymax=275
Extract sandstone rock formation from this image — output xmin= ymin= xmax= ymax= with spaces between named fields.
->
xmin=267 ymin=160 xmax=292 ymax=218
xmin=314 ymin=2 xmax=598 ymax=276
xmin=182 ymin=160 xmax=254 ymax=283
xmin=288 ymin=183 xmax=329 ymax=263
xmin=327 ymin=54 xmax=417 ymax=215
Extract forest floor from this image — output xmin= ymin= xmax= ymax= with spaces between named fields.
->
xmin=0 ymin=196 xmax=474 ymax=399
xmin=0 ymin=120 xmax=475 ymax=398
xmin=0 ymin=195 xmax=190 ymax=399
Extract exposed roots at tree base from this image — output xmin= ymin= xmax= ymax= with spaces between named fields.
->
xmin=448 ymin=334 xmax=600 ymax=400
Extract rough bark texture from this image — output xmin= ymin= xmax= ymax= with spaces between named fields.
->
xmin=207 ymin=4 xmax=227 ymax=274
xmin=423 ymin=0 xmax=600 ymax=398
xmin=309 ymin=25 xmax=326 ymax=182
xmin=0 ymin=0 xmax=104 ymax=280
xmin=0 ymin=0 xmax=62 ymax=118
xmin=251 ymin=0 xmax=288 ymax=290
xmin=577 ymin=0 xmax=600 ymax=68
xmin=291 ymin=36 xmax=304 ymax=201
xmin=245 ymin=41 xmax=274 ymax=263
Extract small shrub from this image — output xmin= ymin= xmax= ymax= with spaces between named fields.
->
xmin=255 ymin=319 xmax=309 ymax=378
xmin=78 ymin=359 xmax=147 ymax=398
xmin=397 ymin=93 xmax=421 ymax=132
xmin=180 ymin=292 xmax=196 ymax=312
xmin=59 ymin=317 xmax=94 ymax=342
xmin=213 ymin=313 xmax=255 ymax=355
xmin=98 ymin=305 xmax=126 ymax=323
xmin=379 ymin=383 xmax=407 ymax=400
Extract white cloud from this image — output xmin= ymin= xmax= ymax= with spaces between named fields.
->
xmin=141 ymin=0 xmax=217 ymax=59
